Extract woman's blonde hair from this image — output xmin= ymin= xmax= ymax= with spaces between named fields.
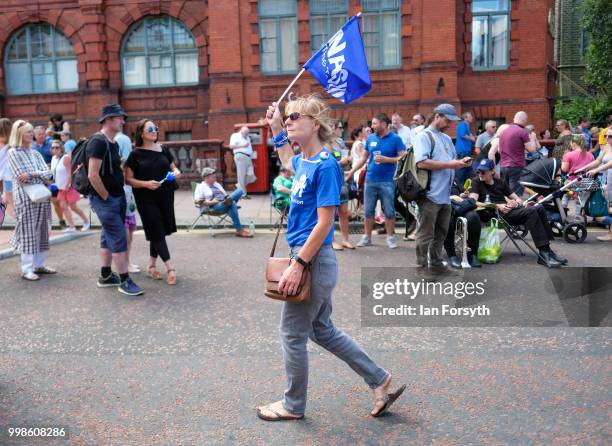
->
xmin=9 ymin=120 xmax=34 ymax=148
xmin=284 ymin=94 xmax=335 ymax=147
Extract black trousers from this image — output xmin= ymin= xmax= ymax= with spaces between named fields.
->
xmin=502 ymin=205 xmax=555 ymax=249
xmin=501 ymin=166 xmax=525 ymax=196
xmin=444 ymin=210 xmax=482 ymax=258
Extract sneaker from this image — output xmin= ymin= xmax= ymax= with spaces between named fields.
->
xmin=81 ymin=221 xmax=91 ymax=232
xmin=62 ymin=226 xmax=76 ymax=233
xmin=118 ymin=277 xmax=144 ymax=296
xmin=128 ymin=264 xmax=141 ymax=273
xmin=97 ymin=272 xmax=121 ymax=287
xmin=59 ymin=219 xmax=67 ymax=229
xmin=356 ymin=235 xmax=372 ymax=247
xmin=386 ymin=235 xmax=398 ymax=249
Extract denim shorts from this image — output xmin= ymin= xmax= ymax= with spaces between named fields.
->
xmin=339 ymin=182 xmax=349 ymax=204
xmin=90 ymin=194 xmax=128 ymax=253
xmin=364 ymin=181 xmax=395 ymax=219
xmin=3 ymin=180 xmax=12 ymax=192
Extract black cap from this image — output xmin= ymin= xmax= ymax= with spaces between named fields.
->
xmin=98 ymin=104 xmax=128 ymax=123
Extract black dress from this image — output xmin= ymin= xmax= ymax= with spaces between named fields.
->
xmin=125 ymin=146 xmax=177 ymax=241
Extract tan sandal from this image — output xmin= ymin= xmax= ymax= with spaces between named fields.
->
xmin=147 ymin=265 xmax=162 ymax=280
xmin=166 ymin=269 xmax=176 ymax=285
xmin=166 ymin=269 xmax=177 ymax=285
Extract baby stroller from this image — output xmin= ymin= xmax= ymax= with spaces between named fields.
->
xmin=519 ymin=158 xmax=595 ymax=243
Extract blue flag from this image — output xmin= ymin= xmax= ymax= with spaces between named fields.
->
xmin=304 ymin=15 xmax=371 ymax=104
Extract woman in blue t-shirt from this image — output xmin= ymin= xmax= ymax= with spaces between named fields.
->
xmin=256 ymin=95 xmax=405 ymax=421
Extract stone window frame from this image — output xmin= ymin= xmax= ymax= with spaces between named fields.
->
xmin=470 ymin=0 xmax=511 ymax=71
xmin=4 ymin=23 xmax=78 ymax=96
xmin=120 ymin=15 xmax=199 ymax=89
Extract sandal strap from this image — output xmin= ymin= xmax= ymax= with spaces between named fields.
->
xmin=375 ymin=396 xmax=389 ymax=403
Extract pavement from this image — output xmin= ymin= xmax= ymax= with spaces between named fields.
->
xmin=0 ymin=230 xmax=610 ymax=445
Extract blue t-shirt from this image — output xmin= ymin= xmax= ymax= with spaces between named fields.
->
xmin=32 ymin=137 xmax=53 ymax=164
xmin=364 ymin=132 xmax=405 ymax=182
xmin=286 ymin=150 xmax=342 ymax=247
xmin=455 ymin=120 xmax=473 ymax=156
xmin=63 ymin=139 xmax=77 ymax=154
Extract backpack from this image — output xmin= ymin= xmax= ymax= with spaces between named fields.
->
xmin=70 ymin=133 xmax=111 ymax=195
xmin=393 ymin=131 xmax=435 ymax=202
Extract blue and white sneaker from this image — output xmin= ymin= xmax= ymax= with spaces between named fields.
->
xmin=97 ymin=272 xmax=121 ymax=287
xmin=118 ymin=277 xmax=144 ymax=296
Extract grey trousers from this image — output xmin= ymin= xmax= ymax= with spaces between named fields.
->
xmin=234 ymin=153 xmax=255 ymax=193
xmin=280 ymin=245 xmax=389 ymax=414
xmin=415 ymin=198 xmax=452 ymax=267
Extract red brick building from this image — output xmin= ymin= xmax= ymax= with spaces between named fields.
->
xmin=0 ymin=0 xmax=556 ymax=143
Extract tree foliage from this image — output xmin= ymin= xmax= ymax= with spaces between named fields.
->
xmin=555 ymin=96 xmax=612 ymax=127
xmin=582 ymin=0 xmax=612 ymax=94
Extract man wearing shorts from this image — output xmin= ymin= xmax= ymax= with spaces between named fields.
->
xmin=87 ymin=104 xmax=144 ymax=296
xmin=347 ymin=113 xmax=405 ymax=249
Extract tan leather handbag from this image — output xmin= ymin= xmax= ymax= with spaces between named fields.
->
xmin=264 ymin=213 xmax=311 ymax=303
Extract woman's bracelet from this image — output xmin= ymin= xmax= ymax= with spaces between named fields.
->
xmin=273 ymin=130 xmax=289 ymax=149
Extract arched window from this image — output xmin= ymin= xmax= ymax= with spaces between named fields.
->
xmin=4 ymin=23 xmax=78 ymax=95
xmin=122 ymin=16 xmax=199 ymax=88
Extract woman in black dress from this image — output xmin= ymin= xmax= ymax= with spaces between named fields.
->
xmin=125 ymin=119 xmax=181 ymax=285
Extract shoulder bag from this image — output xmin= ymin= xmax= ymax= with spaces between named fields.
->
xmin=23 ymin=183 xmax=51 ymax=203
xmin=264 ymin=213 xmax=311 ymax=303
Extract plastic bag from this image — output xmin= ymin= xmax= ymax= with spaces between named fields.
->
xmin=477 ymin=218 xmax=501 ymax=264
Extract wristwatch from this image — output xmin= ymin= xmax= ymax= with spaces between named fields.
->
xmin=293 ymin=255 xmax=311 ymax=269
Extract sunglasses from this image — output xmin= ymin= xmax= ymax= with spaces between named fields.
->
xmin=283 ymin=112 xmax=314 ymax=122
xmin=145 ymin=126 xmax=159 ymax=133
xmin=51 ymin=146 xmax=61 ymax=150
xmin=607 ymin=135 xmax=612 ymax=139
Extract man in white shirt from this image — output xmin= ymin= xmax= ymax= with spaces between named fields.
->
xmin=391 ymin=112 xmax=411 ymax=147
xmin=229 ymin=126 xmax=256 ymax=199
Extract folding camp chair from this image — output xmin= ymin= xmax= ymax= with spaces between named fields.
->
xmin=482 ymin=207 xmax=545 ymax=262
xmin=188 ymin=182 xmax=239 ymax=237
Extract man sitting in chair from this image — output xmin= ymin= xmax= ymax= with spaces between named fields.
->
xmin=194 ymin=167 xmax=253 ymax=238
xmin=468 ymin=159 xmax=566 ymax=268
xmin=272 ymin=167 xmax=293 ymax=212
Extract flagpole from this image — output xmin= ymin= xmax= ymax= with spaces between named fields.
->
xmin=276 ymin=68 xmax=306 ymax=104
xmin=275 ymin=11 xmax=362 ymax=105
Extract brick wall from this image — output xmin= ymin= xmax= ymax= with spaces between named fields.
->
xmin=0 ymin=0 xmax=556 ymax=143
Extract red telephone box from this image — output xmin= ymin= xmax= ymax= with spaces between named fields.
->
xmin=233 ymin=123 xmax=270 ymax=193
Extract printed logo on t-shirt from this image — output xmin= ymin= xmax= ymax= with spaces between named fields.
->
xmin=370 ymin=142 xmax=378 ymax=147
xmin=291 ymin=174 xmax=307 ymax=202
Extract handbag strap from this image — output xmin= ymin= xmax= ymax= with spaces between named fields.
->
xmin=269 ymin=211 xmax=285 ymax=257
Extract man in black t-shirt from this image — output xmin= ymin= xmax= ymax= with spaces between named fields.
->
xmin=87 ymin=104 xmax=144 ymax=296
xmin=468 ymin=159 xmax=566 ymax=268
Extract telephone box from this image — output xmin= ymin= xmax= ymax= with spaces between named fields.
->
xmin=233 ymin=123 xmax=270 ymax=193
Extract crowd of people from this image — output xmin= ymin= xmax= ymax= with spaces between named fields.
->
xmin=1 ymin=101 xmax=612 ymax=281
xmin=262 ymin=106 xmax=612 ymax=273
